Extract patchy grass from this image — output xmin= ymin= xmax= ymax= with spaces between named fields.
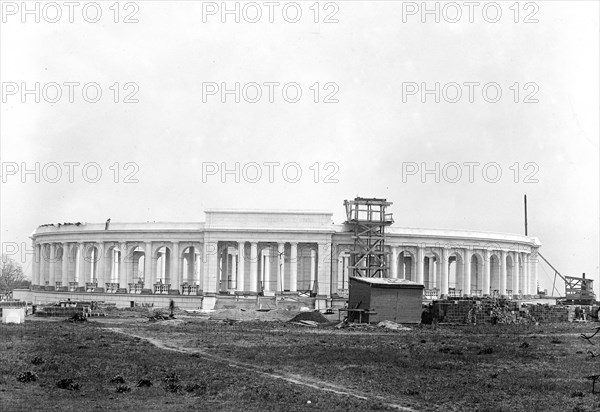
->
xmin=0 ymin=320 xmax=378 ymax=411
xmin=3 ymin=318 xmax=600 ymax=411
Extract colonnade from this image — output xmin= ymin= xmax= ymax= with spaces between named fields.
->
xmin=32 ymin=241 xmax=203 ymax=294
xmin=214 ymin=241 xmax=325 ymax=296
xmin=31 ymin=240 xmax=539 ymax=298
xmin=380 ymin=246 xmax=538 ymax=297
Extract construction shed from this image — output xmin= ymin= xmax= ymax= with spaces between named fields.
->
xmin=348 ymin=277 xmax=424 ymax=324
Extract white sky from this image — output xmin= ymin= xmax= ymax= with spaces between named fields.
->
xmin=1 ymin=1 xmax=598 ymax=295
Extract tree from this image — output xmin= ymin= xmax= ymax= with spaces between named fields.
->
xmin=0 ymin=254 xmax=29 ymax=293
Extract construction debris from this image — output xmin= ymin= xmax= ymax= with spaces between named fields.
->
xmin=148 ymin=312 xmax=175 ymax=322
xmin=428 ymin=298 xmax=597 ymax=325
xmin=377 ymin=320 xmax=411 ymax=331
xmin=291 ymin=320 xmax=319 ymax=327
xmin=65 ymin=313 xmax=87 ymax=322
xmin=288 ymin=311 xmax=329 ymax=324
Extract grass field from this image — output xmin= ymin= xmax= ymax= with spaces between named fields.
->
xmin=2 ymin=313 xmax=600 ymax=411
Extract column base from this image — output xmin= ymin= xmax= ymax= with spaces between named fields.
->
xmin=168 ymin=289 xmax=180 ymax=295
xmin=315 ymin=295 xmax=331 ymax=310
xmin=94 ymin=287 xmax=105 ymax=293
xmin=203 ymin=296 xmax=217 ymax=310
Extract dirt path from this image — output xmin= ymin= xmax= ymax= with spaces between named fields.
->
xmin=105 ymin=327 xmax=431 ymax=412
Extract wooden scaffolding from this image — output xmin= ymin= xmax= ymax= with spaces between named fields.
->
xmin=344 ymin=197 xmax=393 ymax=278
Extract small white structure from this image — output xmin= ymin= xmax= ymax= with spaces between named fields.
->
xmin=2 ymin=307 xmax=26 ymax=324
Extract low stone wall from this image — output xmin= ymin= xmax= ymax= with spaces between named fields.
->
xmin=20 ymin=290 xmax=204 ymax=310
xmin=431 ymin=299 xmax=597 ymax=324
xmin=0 ymin=300 xmax=28 ymax=316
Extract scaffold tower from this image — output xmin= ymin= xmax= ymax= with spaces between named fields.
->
xmin=344 ymin=197 xmax=394 ymax=278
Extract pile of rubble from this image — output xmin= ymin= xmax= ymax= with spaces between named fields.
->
xmin=288 ymin=311 xmax=329 ymax=327
xmin=148 ymin=312 xmax=175 ymax=322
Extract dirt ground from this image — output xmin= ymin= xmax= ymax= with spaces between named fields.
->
xmin=2 ymin=308 xmax=600 ymax=411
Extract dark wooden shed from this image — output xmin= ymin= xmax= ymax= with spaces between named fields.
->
xmin=348 ymin=277 xmax=424 ymax=324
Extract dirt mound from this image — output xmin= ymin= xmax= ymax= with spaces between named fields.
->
xmin=289 ymin=311 xmax=329 ymax=324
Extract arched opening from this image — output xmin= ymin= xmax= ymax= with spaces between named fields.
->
xmin=41 ymin=244 xmax=51 ymax=286
xmin=85 ymin=245 xmax=99 ymax=291
xmin=155 ymin=246 xmax=171 ymax=294
xmin=470 ymin=253 xmax=483 ymax=296
xmin=297 ymin=244 xmax=317 ymax=296
xmin=398 ymin=251 xmax=414 ymax=280
xmin=181 ymin=246 xmax=200 ymax=295
xmin=127 ymin=245 xmax=145 ymax=294
xmin=56 ymin=245 xmax=65 ymax=289
xmin=448 ymin=252 xmax=464 ymax=297
xmin=337 ymin=248 xmax=352 ymax=294
xmin=506 ymin=254 xmax=514 ymax=296
xmin=68 ymin=245 xmax=78 ymax=291
xmin=103 ymin=245 xmax=121 ymax=293
xmin=424 ymin=252 xmax=440 ymax=298
xmin=219 ymin=243 xmax=239 ymax=294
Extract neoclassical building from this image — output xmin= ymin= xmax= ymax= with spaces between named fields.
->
xmin=27 ymin=209 xmax=541 ymax=309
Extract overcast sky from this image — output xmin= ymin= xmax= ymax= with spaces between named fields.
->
xmin=1 ymin=1 xmax=598 ymax=295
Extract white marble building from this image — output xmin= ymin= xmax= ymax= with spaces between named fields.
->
xmin=26 ymin=209 xmax=541 ymax=309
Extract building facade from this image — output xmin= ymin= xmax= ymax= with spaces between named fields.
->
xmin=27 ymin=209 xmax=541 ymax=309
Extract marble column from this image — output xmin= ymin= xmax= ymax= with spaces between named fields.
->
xmin=483 ymin=250 xmax=491 ymax=295
xmin=317 ymin=243 xmax=330 ymax=296
xmin=391 ymin=247 xmax=398 ymax=279
xmin=96 ymin=242 xmax=105 ymax=289
xmin=237 ymin=242 xmax=245 ymax=292
xmin=521 ymin=253 xmax=530 ymax=295
xmin=39 ymin=244 xmax=48 ymax=286
xmin=500 ymin=250 xmax=507 ymax=296
xmin=263 ymin=248 xmax=270 ymax=292
xmin=61 ymin=243 xmax=69 ymax=287
xmin=231 ymin=252 xmax=237 ymax=290
xmin=48 ymin=243 xmax=57 ymax=288
xmin=277 ymin=243 xmax=285 ymax=293
xmin=310 ymin=249 xmax=316 ymax=290
xmin=171 ymin=242 xmax=180 ymax=292
xmin=464 ymin=249 xmax=471 ymax=296
xmin=416 ymin=246 xmax=424 ymax=285
xmin=512 ymin=251 xmax=520 ymax=296
xmin=249 ymin=242 xmax=258 ymax=293
xmin=530 ymin=250 xmax=538 ymax=295
xmin=290 ymin=242 xmax=298 ymax=292
xmin=76 ymin=243 xmax=86 ymax=285
xmin=144 ymin=242 xmax=152 ymax=287
xmin=440 ymin=248 xmax=449 ymax=296
xmin=117 ymin=242 xmax=125 ymax=286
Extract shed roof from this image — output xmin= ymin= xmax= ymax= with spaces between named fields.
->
xmin=349 ymin=277 xmax=424 ymax=289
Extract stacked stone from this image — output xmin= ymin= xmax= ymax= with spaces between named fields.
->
xmin=524 ymin=304 xmax=569 ymax=323
xmin=35 ymin=306 xmax=84 ymax=317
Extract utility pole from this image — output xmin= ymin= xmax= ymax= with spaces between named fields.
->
xmin=524 ymin=194 xmax=528 ymax=236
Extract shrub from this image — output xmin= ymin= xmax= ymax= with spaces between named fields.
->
xmin=56 ymin=378 xmax=80 ymax=390
xmin=16 ymin=371 xmax=37 ymax=383
xmin=116 ymin=385 xmax=131 ymax=393
xmin=110 ymin=375 xmax=125 ymax=384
